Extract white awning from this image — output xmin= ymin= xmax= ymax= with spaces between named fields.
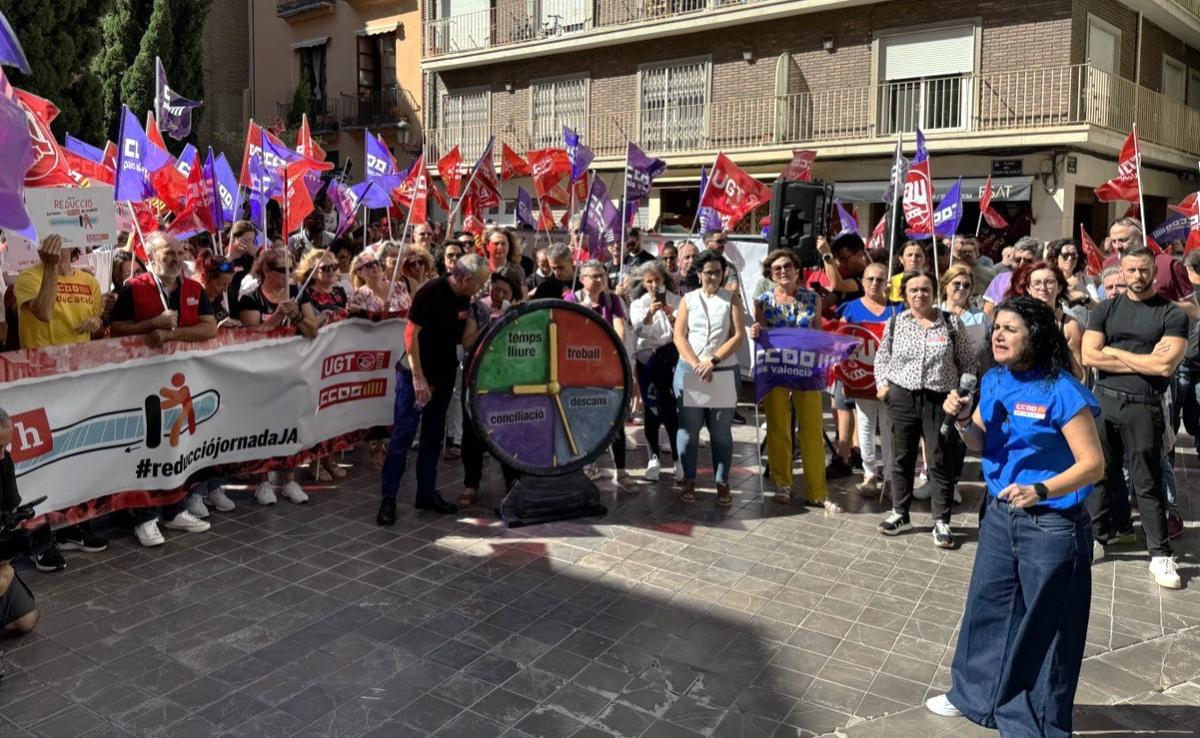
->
xmin=290 ymin=36 xmax=329 ymax=50
xmin=357 ymin=20 xmax=400 ymax=36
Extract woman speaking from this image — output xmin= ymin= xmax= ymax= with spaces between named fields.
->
xmin=928 ymin=296 xmax=1104 ymax=738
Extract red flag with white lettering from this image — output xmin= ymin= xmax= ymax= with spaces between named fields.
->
xmin=778 ymin=149 xmax=816 ymax=182
xmin=979 ymin=175 xmax=1008 ymax=229
xmin=296 ymin=114 xmax=326 ymax=162
xmin=501 ymin=143 xmax=530 ymax=181
xmin=902 ymin=159 xmax=935 ymax=239
xmin=14 ymin=88 xmax=79 ymax=187
xmin=1095 ymin=129 xmax=1141 ymax=203
xmin=437 ymin=146 xmax=463 ymax=198
xmin=865 ymin=215 xmax=888 ymax=252
xmin=699 ymin=153 xmax=771 ymax=228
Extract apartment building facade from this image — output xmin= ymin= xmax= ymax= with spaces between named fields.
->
xmin=250 ymin=0 xmax=425 ymax=170
xmin=422 ymin=0 xmax=1200 ymax=242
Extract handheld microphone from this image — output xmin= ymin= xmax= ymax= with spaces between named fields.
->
xmin=940 ymin=373 xmax=978 ymax=436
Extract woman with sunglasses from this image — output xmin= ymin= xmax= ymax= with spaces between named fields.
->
xmin=237 ymin=246 xmax=311 ymax=506
xmin=435 ymin=241 xmax=465 ymax=277
xmin=348 ymin=251 xmax=409 ymax=317
xmin=940 ymin=264 xmax=990 ymax=355
xmin=195 ymin=250 xmax=242 ymax=330
xmin=295 ymin=250 xmax=351 ymax=483
xmin=748 ymin=249 xmax=839 ymax=511
xmin=1008 ymin=260 xmax=1086 ymax=381
xmin=1045 ymin=238 xmax=1098 ymax=311
xmin=835 ymin=262 xmax=903 ymax=496
xmin=396 ymin=244 xmax=436 ymax=300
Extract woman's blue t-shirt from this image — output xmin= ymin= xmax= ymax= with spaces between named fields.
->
xmin=834 ymin=299 xmax=903 ymax=324
xmin=980 ymin=366 xmax=1100 ymax=510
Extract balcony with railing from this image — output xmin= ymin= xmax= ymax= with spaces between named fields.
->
xmin=425 ymin=65 xmax=1200 ymax=165
xmin=277 ymin=95 xmax=341 ymax=134
xmin=424 ymin=0 xmax=766 ymax=58
xmin=276 ymin=0 xmax=335 ymax=20
xmin=340 ymin=86 xmax=414 ymax=130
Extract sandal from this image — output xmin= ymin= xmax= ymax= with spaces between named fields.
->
xmin=458 ymin=489 xmax=478 ymax=507
xmin=324 ymin=459 xmax=347 ymax=479
xmin=773 ymin=490 xmax=791 ymax=504
xmin=716 ymin=484 xmax=732 ymax=507
xmin=680 ymin=480 xmax=697 ymax=503
xmin=823 ymin=500 xmax=845 ymax=515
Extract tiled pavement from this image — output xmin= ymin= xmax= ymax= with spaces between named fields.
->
xmin=2 ymin=417 xmax=1199 ymax=738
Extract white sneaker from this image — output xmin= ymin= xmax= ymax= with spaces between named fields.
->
xmin=163 ymin=511 xmax=211 ymax=533
xmin=926 ymin=694 xmax=963 ymax=717
xmin=134 ymin=519 xmax=164 ymax=547
xmin=281 ymin=481 xmax=309 ymax=504
xmin=255 ymin=481 xmax=278 ymax=506
xmin=912 ymin=481 xmax=932 ymax=501
xmin=1092 ymin=540 xmax=1105 ymax=564
xmin=645 ymin=455 xmax=661 ymax=481
xmin=186 ymin=494 xmax=210 ymax=519
xmin=1150 ymin=556 xmax=1182 ymax=590
xmin=205 ymin=487 xmax=236 ymax=512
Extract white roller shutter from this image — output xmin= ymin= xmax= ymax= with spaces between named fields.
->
xmin=881 ymin=27 xmax=974 ymax=80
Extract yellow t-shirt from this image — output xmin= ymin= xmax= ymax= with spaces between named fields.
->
xmin=13 ymin=264 xmax=103 ymax=349
xmin=889 ymin=273 xmax=904 ymax=302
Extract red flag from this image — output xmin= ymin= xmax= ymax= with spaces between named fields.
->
xmin=573 ymin=172 xmax=588 ymax=203
xmin=1095 ymin=129 xmax=1141 ymax=203
xmin=13 ymin=88 xmax=78 ymax=186
xmin=779 ymin=149 xmax=816 ymax=182
xmin=437 ymin=146 xmax=463 ymax=198
xmin=1145 ymin=235 xmax=1164 ymax=255
xmin=393 ymin=155 xmax=448 ymax=225
xmin=501 ymin=143 xmax=530 ymax=180
xmin=865 ymin=215 xmax=888 ymax=251
xmin=699 ymin=153 xmax=771 ymax=228
xmin=463 ymin=138 xmax=501 ymax=210
xmin=181 ymin=151 xmax=215 ymax=232
xmin=1170 ymin=194 xmax=1200 ymax=254
xmin=538 ymin=199 xmax=556 ymax=231
xmin=281 ymin=160 xmax=317 ymax=235
xmin=63 ymin=148 xmax=115 ymax=186
xmin=461 ymin=191 xmax=485 ymax=236
xmin=296 ymin=114 xmax=325 ymax=162
xmin=1079 ymin=225 xmax=1105 ymax=277
xmin=124 ymin=201 xmax=161 ymax=260
xmin=902 ymin=158 xmax=935 ymax=238
xmin=527 ymin=148 xmax=571 ymax=202
xmin=979 ymin=175 xmax=1008 ymax=229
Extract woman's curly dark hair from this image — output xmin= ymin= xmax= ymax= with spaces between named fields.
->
xmin=693 ymin=249 xmax=729 ymax=281
xmin=992 ymin=295 xmax=1072 ymax=378
xmin=1007 ymin=259 xmax=1068 ymax=306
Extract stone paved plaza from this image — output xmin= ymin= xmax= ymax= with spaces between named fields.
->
xmin=1 ymin=417 xmax=1198 ymax=738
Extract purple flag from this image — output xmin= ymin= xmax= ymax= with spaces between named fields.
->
xmin=563 ymin=126 xmax=593 ymax=182
xmin=697 ymin=166 xmax=722 ymax=233
xmin=114 ymin=105 xmax=173 ymax=202
xmin=155 ymin=57 xmax=202 ymax=141
xmin=624 ymin=142 xmax=666 ymax=201
xmin=0 ymin=12 xmax=30 ymax=76
xmin=329 ymin=181 xmax=358 ymax=238
xmin=202 ymin=149 xmax=225 ymax=231
xmin=753 ymin=328 xmax=862 ymax=402
xmin=65 ymin=135 xmax=105 ymax=163
xmin=834 ymin=201 xmax=858 ymax=237
xmin=174 ymin=143 xmax=198 ymax=179
xmin=580 ymin=176 xmax=620 ymax=259
xmin=213 ymin=153 xmax=238 ymax=224
xmin=932 ymin=177 xmax=963 ymax=238
xmin=516 ymin=186 xmax=535 ymax=228
xmin=1152 ymin=211 xmax=1190 ymax=244
xmin=364 ymin=131 xmax=402 ymax=191
xmin=260 ymin=133 xmax=301 ymax=198
xmin=0 ymin=74 xmax=34 ymax=235
xmin=352 ymin=179 xmax=393 ymax=209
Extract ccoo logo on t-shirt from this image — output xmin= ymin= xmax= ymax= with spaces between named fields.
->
xmin=1013 ymin=402 xmax=1048 ymax=420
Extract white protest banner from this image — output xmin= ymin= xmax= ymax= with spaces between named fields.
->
xmin=24 ymin=185 xmax=118 ymax=252
xmin=0 ymin=318 xmax=404 ymax=516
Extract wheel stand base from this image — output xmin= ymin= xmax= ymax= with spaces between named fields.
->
xmin=497 ymin=470 xmax=607 ymax=528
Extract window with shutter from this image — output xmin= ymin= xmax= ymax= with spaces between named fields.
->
xmin=640 ymin=59 xmax=709 ymax=151
xmin=531 ymin=77 xmax=588 ymax=149
xmin=442 ymin=90 xmax=490 ymax=162
xmin=878 ymin=27 xmax=975 ymax=134
xmin=1163 ymin=56 xmax=1186 ymax=103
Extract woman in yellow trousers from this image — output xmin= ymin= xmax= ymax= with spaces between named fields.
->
xmin=748 ymin=249 xmax=840 ymax=513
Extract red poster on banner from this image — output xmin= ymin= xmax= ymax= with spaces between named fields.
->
xmin=827 ymin=320 xmax=887 ymax=399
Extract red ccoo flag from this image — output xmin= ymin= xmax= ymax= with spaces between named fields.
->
xmin=501 ymin=143 xmax=530 ymax=180
xmin=778 ymin=149 xmax=816 ymax=182
xmin=979 ymin=175 xmax=1008 ymax=229
xmin=296 ymin=114 xmax=326 ymax=162
xmin=865 ymin=214 xmax=888 ymax=252
xmin=700 ymin=153 xmax=772 ymax=228
xmin=1079 ymin=225 xmax=1105 ymax=277
xmin=437 ymin=146 xmax=463 ymax=198
xmin=1095 ymin=129 xmax=1141 ymax=203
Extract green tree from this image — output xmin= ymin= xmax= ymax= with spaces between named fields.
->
xmin=93 ymin=0 xmax=153 ymax=140
xmin=286 ymin=70 xmax=315 ymax=130
xmin=120 ymin=0 xmax=174 ymax=131
xmin=0 ymin=0 xmax=115 ymax=142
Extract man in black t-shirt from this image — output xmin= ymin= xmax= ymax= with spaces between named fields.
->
xmin=1083 ymin=247 xmax=1189 ymax=590
xmin=378 ymin=253 xmax=492 ymax=525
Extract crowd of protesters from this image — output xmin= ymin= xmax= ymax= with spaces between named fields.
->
xmin=1 ymin=200 xmax=1198 ymax=738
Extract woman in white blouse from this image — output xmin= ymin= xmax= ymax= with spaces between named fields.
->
xmin=629 ymin=261 xmax=682 ymax=482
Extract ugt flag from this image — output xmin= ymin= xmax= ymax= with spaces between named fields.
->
xmin=697 ymin=166 xmax=723 ymax=233
xmin=700 ymin=153 xmax=771 ymax=228
xmin=753 ymin=328 xmax=862 ymax=402
xmin=155 ymin=57 xmax=202 ymax=141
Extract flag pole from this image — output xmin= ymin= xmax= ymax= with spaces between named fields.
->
xmin=125 ymin=201 xmax=169 ymax=312
xmin=384 ymin=202 xmax=418 ymax=306
xmin=1133 ymin=123 xmax=1149 ymax=250
xmin=283 ymin=168 xmax=291 ymax=293
xmin=572 ymin=169 xmax=598 ymax=296
xmin=886 ymin=131 xmax=902 ymax=284
xmin=445 ymin=149 xmax=486 ymax=226
xmin=617 ymin=143 xmax=630 ymax=280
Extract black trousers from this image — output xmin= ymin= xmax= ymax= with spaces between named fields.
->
xmin=886 ymin=386 xmax=959 ymax=523
xmin=1087 ymin=391 xmax=1170 ymax=556
xmin=461 ymin=411 xmax=519 ymax=491
xmin=636 ymin=344 xmax=680 ymax=461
